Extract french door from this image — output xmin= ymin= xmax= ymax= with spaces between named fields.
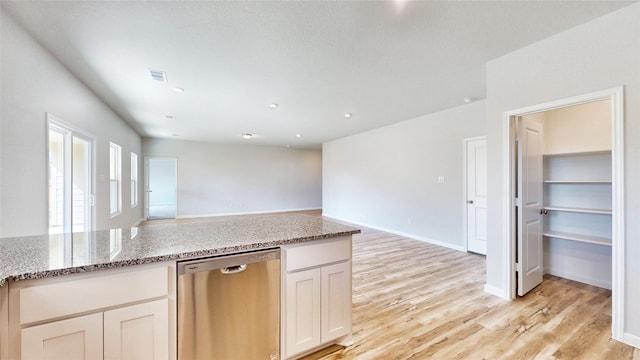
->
xmin=47 ymin=116 xmax=95 ymax=234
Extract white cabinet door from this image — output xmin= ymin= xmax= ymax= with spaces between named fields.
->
xmin=104 ymin=299 xmax=169 ymax=360
xmin=286 ymin=268 xmax=321 ymax=357
xmin=21 ymin=313 xmax=103 ymax=360
xmin=321 ymin=261 xmax=351 ymax=343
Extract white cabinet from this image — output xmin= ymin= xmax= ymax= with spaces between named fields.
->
xmin=283 ymin=237 xmax=352 ymax=359
xmin=542 ymin=151 xmax=612 ymax=289
xmin=21 ymin=313 xmax=103 ymax=360
xmin=1 ymin=286 xmax=8 ymax=360
xmin=8 ymin=264 xmax=173 ymax=360
xmin=20 ymin=300 xmax=169 ymax=360
xmin=104 ymin=299 xmax=169 ymax=360
xmin=320 ymin=262 xmax=351 ymax=343
xmin=286 ymin=268 xmax=321 ymax=355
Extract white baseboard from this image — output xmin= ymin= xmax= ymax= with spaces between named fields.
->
xmin=131 ymin=218 xmax=145 ymax=227
xmin=322 ymin=214 xmax=465 ymax=252
xmin=623 ymin=332 xmax=640 ymax=349
xmin=545 ymin=268 xmax=612 ymax=290
xmin=176 ymin=208 xmax=322 ymax=220
xmin=483 ymin=284 xmax=508 ymax=300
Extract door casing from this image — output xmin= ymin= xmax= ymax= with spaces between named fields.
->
xmin=500 ymin=87 xmax=625 ymax=340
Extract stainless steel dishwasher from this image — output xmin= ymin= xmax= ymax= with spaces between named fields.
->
xmin=177 ymin=248 xmax=281 ymax=360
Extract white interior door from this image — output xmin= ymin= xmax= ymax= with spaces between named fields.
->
xmin=145 ymin=158 xmax=177 ymax=219
xmin=517 ymin=117 xmax=544 ymax=296
xmin=465 ymin=137 xmax=488 ymax=255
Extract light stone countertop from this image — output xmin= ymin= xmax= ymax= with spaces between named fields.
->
xmin=0 ymin=214 xmax=360 ymax=287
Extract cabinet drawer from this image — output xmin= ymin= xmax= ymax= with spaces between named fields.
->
xmin=19 ymin=266 xmax=168 ymax=325
xmin=285 ymin=237 xmax=351 ymax=272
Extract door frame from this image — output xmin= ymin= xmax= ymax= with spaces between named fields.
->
xmin=501 ymin=87 xmax=624 ymax=340
xmin=463 ymin=135 xmax=487 ymax=253
xmin=144 ymin=157 xmax=178 ymax=220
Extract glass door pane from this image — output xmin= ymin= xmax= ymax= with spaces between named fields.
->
xmin=72 ymin=136 xmax=91 ymax=233
xmin=146 ymin=158 xmax=177 ymax=219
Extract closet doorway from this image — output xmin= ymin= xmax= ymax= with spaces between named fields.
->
xmin=502 ymin=87 xmax=624 ymax=340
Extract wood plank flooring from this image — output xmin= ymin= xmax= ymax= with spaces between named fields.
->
xmin=303 ymin=225 xmax=639 ymax=360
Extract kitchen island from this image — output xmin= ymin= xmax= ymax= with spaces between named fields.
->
xmin=0 ymin=214 xmax=360 ymax=360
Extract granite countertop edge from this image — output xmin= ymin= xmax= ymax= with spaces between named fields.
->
xmin=0 ymin=229 xmax=360 ymax=287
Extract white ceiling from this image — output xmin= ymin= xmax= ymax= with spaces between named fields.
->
xmin=2 ymin=1 xmax=634 ymax=149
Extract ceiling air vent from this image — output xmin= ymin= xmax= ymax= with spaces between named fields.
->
xmin=148 ymin=69 xmax=168 ymax=82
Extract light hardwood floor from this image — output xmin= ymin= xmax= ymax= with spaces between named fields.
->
xmin=303 ymin=225 xmax=639 ymax=360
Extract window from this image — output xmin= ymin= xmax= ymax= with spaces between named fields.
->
xmin=131 ymin=152 xmax=138 ymax=207
xmin=109 ymin=142 xmax=122 ymax=216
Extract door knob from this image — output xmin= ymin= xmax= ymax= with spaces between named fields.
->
xmin=467 ymin=200 xmax=474 ymax=204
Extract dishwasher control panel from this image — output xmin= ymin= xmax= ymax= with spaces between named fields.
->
xmin=177 ymin=248 xmax=280 ymax=275
xmin=247 ymin=252 xmax=277 ymax=262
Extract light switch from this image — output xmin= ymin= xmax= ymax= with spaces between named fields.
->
xmin=438 ymin=176 xmax=445 ymax=183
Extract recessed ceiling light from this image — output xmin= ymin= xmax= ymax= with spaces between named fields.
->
xmin=464 ymin=97 xmax=473 ymax=103
xmin=166 ymin=115 xmax=176 ymax=120
xmin=285 ymin=145 xmax=291 ymax=148
xmin=173 ymin=87 xmax=185 ymax=93
xmin=242 ymin=133 xmax=253 ymax=139
xmin=295 ymin=134 xmax=302 ymax=138
xmin=269 ymin=103 xmax=278 ymax=109
xmin=344 ymin=113 xmax=352 ymax=118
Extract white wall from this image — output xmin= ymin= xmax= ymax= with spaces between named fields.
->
xmin=323 ymin=100 xmax=486 ymax=250
xmin=485 ymin=3 xmax=640 ymax=342
xmin=543 ymin=100 xmax=611 ymax=154
xmin=0 ymin=12 xmax=143 ymax=237
xmin=141 ymin=138 xmax=322 ymax=217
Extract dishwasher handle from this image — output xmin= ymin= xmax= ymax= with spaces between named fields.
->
xmin=221 ymin=264 xmax=247 ymax=275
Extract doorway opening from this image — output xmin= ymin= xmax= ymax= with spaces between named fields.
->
xmin=145 ymin=157 xmax=177 ymax=220
xmin=502 ymin=87 xmax=624 ymax=341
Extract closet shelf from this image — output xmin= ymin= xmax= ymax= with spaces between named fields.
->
xmin=543 ymin=231 xmax=612 ymax=247
xmin=543 ymin=206 xmax=612 ymax=215
xmin=543 ymin=150 xmax=612 ymax=158
xmin=543 ymin=180 xmax=612 ymax=184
